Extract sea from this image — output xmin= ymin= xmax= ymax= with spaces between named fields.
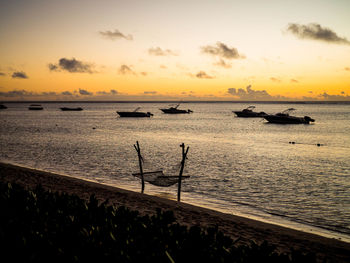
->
xmin=0 ymin=101 xmax=349 ymax=242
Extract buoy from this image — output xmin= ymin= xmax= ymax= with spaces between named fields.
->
xmin=317 ymin=143 xmax=321 ymax=147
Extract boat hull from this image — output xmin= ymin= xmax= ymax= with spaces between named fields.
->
xmin=117 ymin=111 xmax=153 ymax=117
xmin=264 ymin=115 xmax=314 ymax=124
xmin=160 ymin=109 xmax=192 ymax=114
xmin=60 ymin=107 xmax=83 ymax=111
xmin=233 ymin=111 xmax=266 ymax=117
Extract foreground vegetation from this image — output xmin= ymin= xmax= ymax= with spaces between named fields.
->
xmin=0 ymin=182 xmax=316 ymax=262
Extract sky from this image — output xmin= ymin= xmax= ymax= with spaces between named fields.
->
xmin=0 ymin=0 xmax=350 ymax=101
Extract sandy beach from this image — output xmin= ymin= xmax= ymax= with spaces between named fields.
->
xmin=1 ymin=162 xmax=349 ymax=262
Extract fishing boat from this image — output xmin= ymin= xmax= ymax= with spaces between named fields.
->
xmin=160 ymin=104 xmax=193 ymax=114
xmin=117 ymin=107 xmax=153 ymax=117
xmin=264 ymin=108 xmax=315 ymax=124
xmin=28 ymin=104 xmax=43 ymax=110
xmin=233 ymin=106 xmax=267 ymax=117
xmin=60 ymin=107 xmax=83 ymax=111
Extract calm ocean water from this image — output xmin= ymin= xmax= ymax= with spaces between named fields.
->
xmin=1 ymin=102 xmax=349 ymax=241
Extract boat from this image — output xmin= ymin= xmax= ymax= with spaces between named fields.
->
xmin=117 ymin=107 xmax=153 ymax=117
xmin=160 ymin=104 xmax=193 ymax=114
xmin=60 ymin=107 xmax=83 ymax=111
xmin=233 ymin=106 xmax=267 ymax=117
xmin=0 ymin=104 xmax=7 ymax=109
xmin=263 ymin=108 xmax=315 ymax=124
xmin=28 ymin=104 xmax=43 ymax=110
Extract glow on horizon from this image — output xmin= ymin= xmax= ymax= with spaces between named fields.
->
xmin=0 ymin=0 xmax=350 ymax=101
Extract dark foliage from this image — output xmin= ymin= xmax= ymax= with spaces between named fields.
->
xmin=0 ymin=182 xmax=316 ymax=262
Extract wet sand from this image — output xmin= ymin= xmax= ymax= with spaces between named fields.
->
xmin=1 ymin=162 xmax=349 ymax=262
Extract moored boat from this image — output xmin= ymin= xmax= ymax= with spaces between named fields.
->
xmin=117 ymin=107 xmax=153 ymax=117
xmin=264 ymin=108 xmax=315 ymax=124
xmin=0 ymin=104 xmax=7 ymax=109
xmin=233 ymin=106 xmax=267 ymax=117
xmin=160 ymin=104 xmax=193 ymax=114
xmin=28 ymin=104 xmax=43 ymax=110
xmin=60 ymin=107 xmax=83 ymax=111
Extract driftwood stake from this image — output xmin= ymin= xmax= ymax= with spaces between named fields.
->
xmin=134 ymin=141 xmax=145 ymax=193
xmin=177 ymin=143 xmax=189 ymax=202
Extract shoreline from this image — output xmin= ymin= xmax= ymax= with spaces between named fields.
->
xmin=1 ymin=162 xmax=349 ymax=262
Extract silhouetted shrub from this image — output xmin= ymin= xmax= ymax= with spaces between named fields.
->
xmin=0 ymin=182 xmax=316 ymax=262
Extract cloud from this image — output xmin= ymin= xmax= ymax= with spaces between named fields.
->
xmin=0 ymin=89 xmax=33 ymax=97
xmin=42 ymin=92 xmax=57 ymax=96
xmin=144 ymin=91 xmax=157 ymax=94
xmin=345 ymin=67 xmax=350 ymax=71
xmin=48 ymin=63 xmax=59 ymax=71
xmin=160 ymin=65 xmax=167 ymax=69
xmin=270 ymin=77 xmax=281 ymax=82
xmin=79 ymin=89 xmax=93 ymax=95
xmin=148 ymin=47 xmax=177 ymax=56
xmin=228 ymin=85 xmax=279 ymax=100
xmin=214 ymin=59 xmax=232 ymax=68
xmin=195 ymin=71 xmax=214 ymax=79
xmin=99 ymin=29 xmax=133 ymax=40
xmin=201 ymin=42 xmax=245 ymax=59
xmin=110 ymin=89 xmax=118 ymax=94
xmin=286 ymin=23 xmax=350 ymax=45
xmin=140 ymin=72 xmax=148 ymax=76
xmin=49 ymin=58 xmax=95 ymax=73
xmin=61 ymin=91 xmax=73 ymax=95
xmin=12 ymin=71 xmax=28 ymax=79
xmin=291 ymin=79 xmax=299 ymax=83
xmin=0 ymin=72 xmax=6 ymax=76
xmin=321 ymin=92 xmax=350 ymax=100
xmin=97 ymin=89 xmax=119 ymax=95
xmin=119 ymin=64 xmax=135 ymax=75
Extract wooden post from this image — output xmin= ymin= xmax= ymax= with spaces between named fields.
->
xmin=134 ymin=141 xmax=145 ymax=193
xmin=177 ymin=143 xmax=189 ymax=202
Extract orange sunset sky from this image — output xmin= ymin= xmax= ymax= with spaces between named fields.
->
xmin=1 ymin=0 xmax=350 ymax=101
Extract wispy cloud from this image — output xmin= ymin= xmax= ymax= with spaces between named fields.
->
xmin=214 ymin=59 xmax=232 ymax=68
xmin=201 ymin=42 xmax=245 ymax=59
xmin=291 ymin=79 xmax=299 ymax=83
xmin=144 ymin=91 xmax=157 ymax=94
xmin=12 ymin=71 xmax=28 ymax=79
xmin=270 ymin=77 xmax=281 ymax=82
xmin=0 ymin=89 xmax=32 ymax=97
xmin=148 ymin=47 xmax=178 ymax=56
xmin=286 ymin=23 xmax=350 ymax=45
xmin=99 ymin=29 xmax=133 ymax=40
xmin=345 ymin=67 xmax=350 ymax=71
xmin=79 ymin=89 xmax=93 ymax=95
xmin=321 ymin=92 xmax=350 ymax=100
xmin=195 ymin=71 xmax=214 ymax=79
xmin=119 ymin=64 xmax=135 ymax=75
xmin=61 ymin=91 xmax=73 ymax=95
xmin=97 ymin=89 xmax=119 ymax=95
xmin=49 ymin=58 xmax=95 ymax=73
